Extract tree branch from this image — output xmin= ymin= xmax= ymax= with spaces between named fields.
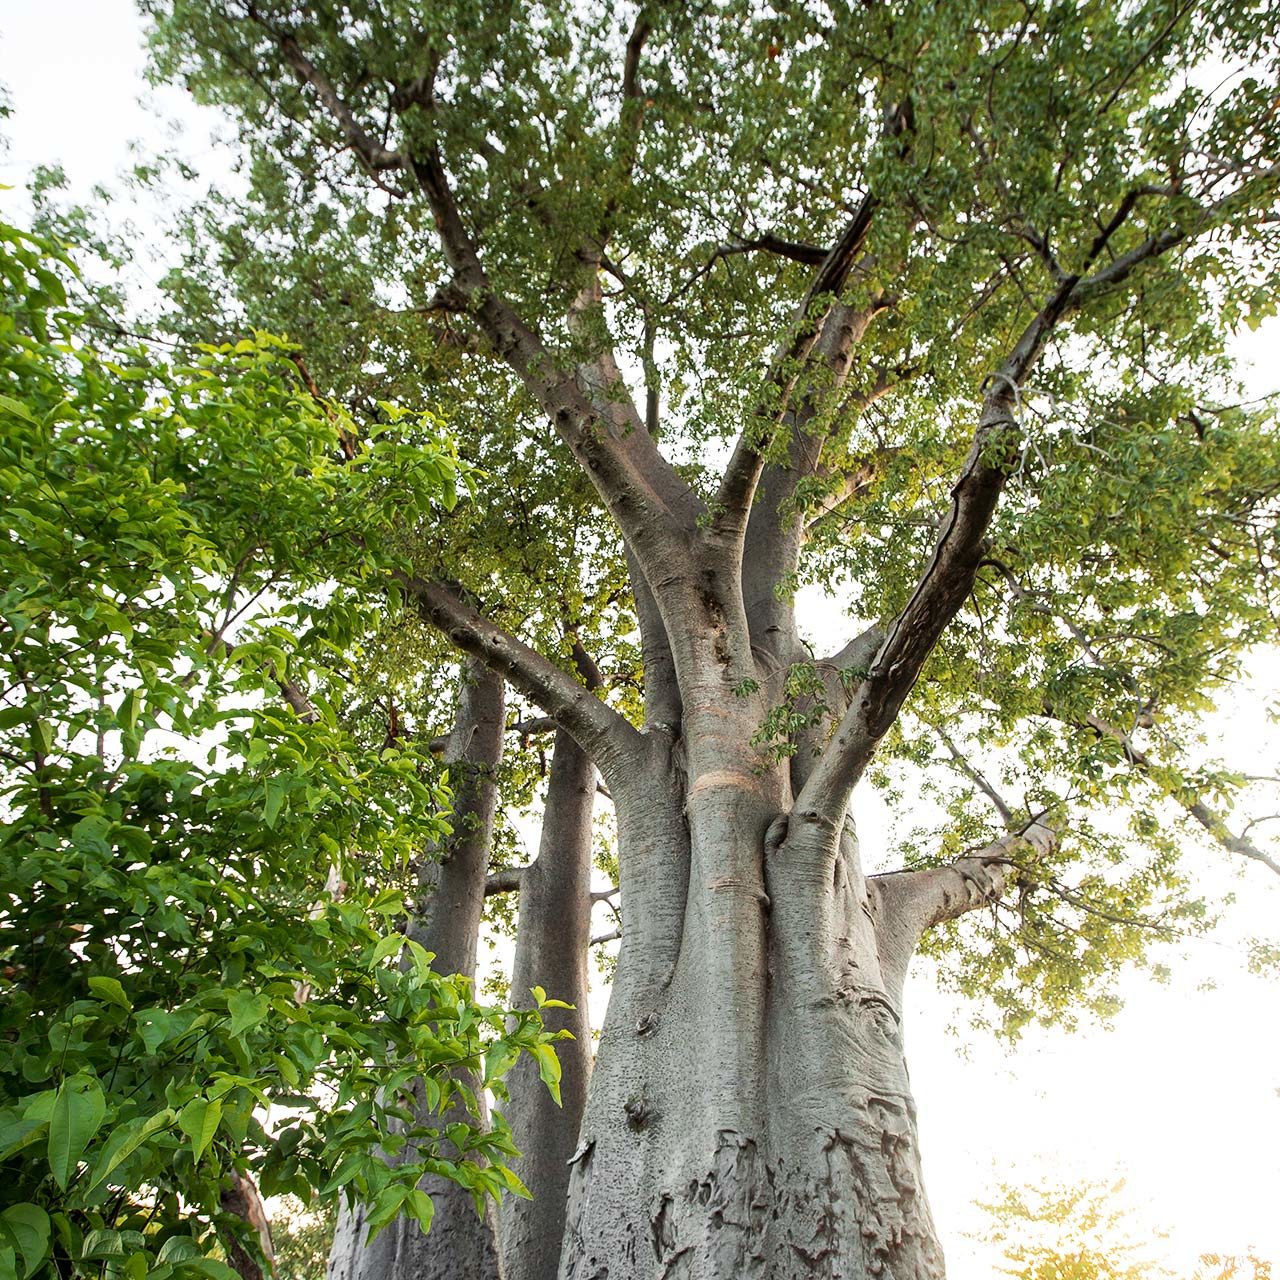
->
xmin=793 ymin=270 xmax=1082 ymax=824
xmin=823 ymin=622 xmax=886 ymax=674
xmin=255 ymin=13 xmax=696 ymax=574
xmin=870 ymin=819 xmax=1058 ymax=1003
xmin=245 ymin=5 xmax=406 ymax=176
xmin=1068 ymin=164 xmax=1279 ymax=307
xmin=485 ymin=866 xmax=527 ymax=896
xmin=409 ymin=140 xmax=699 ymax=562
xmin=394 ymin=571 xmax=642 ymax=780
xmin=714 ymin=192 xmax=879 ymax=536
xmin=1062 ymin=711 xmax=1280 ymax=877
xmin=929 ymin=722 xmax=1015 ymax=827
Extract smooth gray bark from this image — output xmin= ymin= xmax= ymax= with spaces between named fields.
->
xmin=558 ymin=733 xmax=946 ymax=1280
xmin=501 ymin=728 xmax=596 ymax=1280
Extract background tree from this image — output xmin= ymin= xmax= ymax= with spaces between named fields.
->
xmin=974 ymin=1178 xmax=1274 ymax=1280
xmin=62 ymin=0 xmax=1280 ymax=1276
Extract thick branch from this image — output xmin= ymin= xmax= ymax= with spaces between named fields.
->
xmin=394 ymin=572 xmax=642 ymax=780
xmin=621 ymin=11 xmax=651 ymax=120
xmin=825 ymin=622 xmax=886 ymax=674
xmin=794 ymin=271 xmax=1082 ymax=824
xmin=806 ymin=177 xmax=1280 ymax=806
xmin=484 ymin=866 xmax=527 ymax=895
xmin=871 ymin=820 xmax=1058 ymax=1004
xmin=410 ymin=144 xmax=698 ymax=565
xmin=715 ymin=192 xmax=879 ymax=534
xmin=246 ymin=7 xmax=406 ymax=175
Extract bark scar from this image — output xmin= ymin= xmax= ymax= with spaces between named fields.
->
xmin=688 ymin=768 xmax=767 ymax=796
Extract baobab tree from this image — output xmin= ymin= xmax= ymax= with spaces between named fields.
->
xmin=140 ymin=1 xmax=1280 ymax=1276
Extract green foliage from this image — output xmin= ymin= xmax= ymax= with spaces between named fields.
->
xmin=0 ymin=220 xmax=558 ymax=1280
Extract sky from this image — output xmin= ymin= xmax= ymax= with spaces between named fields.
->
xmin=2 ymin=4 xmax=1278 ymax=1275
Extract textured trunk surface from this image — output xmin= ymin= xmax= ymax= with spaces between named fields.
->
xmin=501 ymin=728 xmax=595 ymax=1280
xmin=220 ymin=1170 xmax=274 ymax=1280
xmin=326 ymin=678 xmax=947 ymax=1280
xmin=330 ymin=661 xmax=506 ymax=1280
xmin=557 ymin=725 xmax=944 ymax=1280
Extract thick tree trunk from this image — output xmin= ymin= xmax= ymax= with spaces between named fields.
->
xmin=329 ymin=660 xmax=506 ymax=1280
xmin=500 ymin=728 xmax=596 ymax=1280
xmin=558 ymin=721 xmax=945 ymax=1280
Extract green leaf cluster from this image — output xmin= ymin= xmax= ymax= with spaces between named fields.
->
xmin=0 ymin=220 xmax=557 ymax=1280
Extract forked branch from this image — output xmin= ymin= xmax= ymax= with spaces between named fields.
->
xmin=793 ymin=270 xmax=1082 ymax=825
xmin=714 ymin=192 xmax=879 ymax=536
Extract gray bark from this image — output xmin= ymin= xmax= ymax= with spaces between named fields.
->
xmin=558 ymin=733 xmax=947 ymax=1280
xmin=501 ymin=728 xmax=596 ymax=1280
xmin=329 ymin=659 xmax=506 ymax=1280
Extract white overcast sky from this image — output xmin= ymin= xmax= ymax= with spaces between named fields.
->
xmin=2 ymin=4 xmax=1278 ymax=1274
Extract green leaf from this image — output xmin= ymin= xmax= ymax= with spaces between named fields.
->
xmin=0 ymin=1116 xmax=47 ymax=1162
xmin=490 ymin=1164 xmax=532 ymax=1200
xmin=405 ymin=1188 xmax=435 ymax=1234
xmin=0 ymin=1205 xmax=50 ymax=1280
xmin=178 ymin=1097 xmax=222 ymax=1161
xmin=227 ymin=991 xmax=269 ymax=1038
xmin=156 ymin=1236 xmax=202 ymax=1264
xmin=135 ymin=1008 xmax=181 ymax=1054
xmin=363 ymin=1184 xmax=410 ymax=1245
xmin=80 ymin=1229 xmax=144 ymax=1261
xmin=370 ymin=933 xmax=404 ymax=966
xmin=0 ymin=393 xmax=37 ymax=425
xmin=86 ymin=1108 xmax=175 ymax=1190
xmin=88 ymin=976 xmax=133 ymax=1011
xmin=263 ymin=777 xmax=285 ymax=828
xmin=367 ymin=888 xmax=406 ymax=915
xmin=179 ymin=1259 xmax=241 ymax=1280
xmin=483 ymin=1041 xmax=519 ymax=1090
xmin=117 ymin=688 xmax=143 ymax=731
xmin=48 ymin=1074 xmax=106 ymax=1189
xmin=528 ymin=1044 xmax=562 ymax=1108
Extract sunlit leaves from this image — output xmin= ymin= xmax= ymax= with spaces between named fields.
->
xmin=0 ymin=221 xmax=559 ymax=1280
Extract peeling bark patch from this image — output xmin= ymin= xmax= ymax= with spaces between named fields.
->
xmin=647 ymin=1133 xmax=769 ymax=1279
xmin=639 ymin=1117 xmax=946 ymax=1278
xmin=651 ymin=1195 xmax=676 ymax=1261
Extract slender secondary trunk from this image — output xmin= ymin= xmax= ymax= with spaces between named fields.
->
xmin=220 ymin=1171 xmax=274 ymax=1280
xmin=501 ymin=727 xmax=596 ymax=1280
xmin=329 ymin=660 xmax=506 ymax=1280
